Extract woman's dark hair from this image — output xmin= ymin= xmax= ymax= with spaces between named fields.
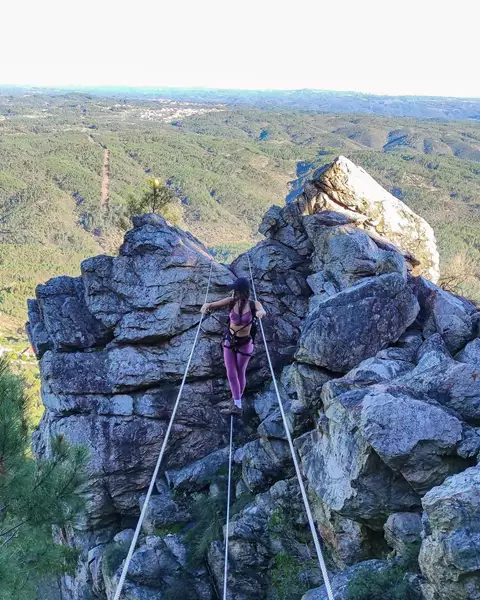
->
xmin=228 ymin=278 xmax=251 ymax=313
xmin=233 ymin=287 xmax=250 ymax=314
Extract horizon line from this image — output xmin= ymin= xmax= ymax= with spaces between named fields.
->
xmin=1 ymin=83 xmax=480 ymax=102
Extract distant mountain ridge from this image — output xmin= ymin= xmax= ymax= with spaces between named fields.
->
xmin=4 ymin=86 xmax=480 ymax=121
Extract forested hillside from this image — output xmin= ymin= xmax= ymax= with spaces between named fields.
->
xmin=1 ymin=90 xmax=479 ymax=343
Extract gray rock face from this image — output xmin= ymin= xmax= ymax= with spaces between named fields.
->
xmin=384 ymin=512 xmax=422 ymax=558
xmin=296 ymin=273 xmax=420 ymax=373
xmin=302 ymin=560 xmax=390 ymax=600
xmin=165 ymin=447 xmax=230 ymax=492
xmin=294 ymin=155 xmax=440 ymax=281
xmin=456 ymin=338 xmax=480 ymax=368
xmin=419 ymin=467 xmax=480 ymax=600
xmin=140 ymin=482 xmax=190 ymax=534
xmin=35 ymin=411 xmax=225 ymax=528
xmin=82 ymin=219 xmax=233 ymax=334
xmin=29 ymin=158 xmax=467 ymax=600
xmin=41 ymin=332 xmax=226 ymax=395
xmin=27 ymin=277 xmax=111 ymax=358
xmin=26 ymin=299 xmax=53 ymax=358
xmin=416 ymin=277 xmax=478 ymax=354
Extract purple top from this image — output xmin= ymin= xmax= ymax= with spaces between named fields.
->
xmin=229 ymin=310 xmax=252 ymax=326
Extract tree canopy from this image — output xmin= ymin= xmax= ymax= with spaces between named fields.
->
xmin=0 ymin=358 xmax=87 ymax=599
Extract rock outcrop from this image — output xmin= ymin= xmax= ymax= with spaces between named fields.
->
xmin=419 ymin=467 xmax=480 ymax=600
xmin=27 ymin=157 xmax=479 ymax=600
xmin=288 ymin=155 xmax=440 ymax=282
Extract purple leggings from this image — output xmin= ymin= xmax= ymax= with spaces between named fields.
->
xmin=223 ymin=339 xmax=254 ymax=400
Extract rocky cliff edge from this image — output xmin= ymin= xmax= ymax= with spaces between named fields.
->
xmin=28 ymin=158 xmax=479 ymax=600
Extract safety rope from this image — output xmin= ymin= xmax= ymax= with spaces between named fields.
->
xmin=113 ymin=261 xmax=214 ymax=600
xmin=246 ymin=253 xmax=335 ymax=600
xmin=223 ymin=414 xmax=234 ymax=600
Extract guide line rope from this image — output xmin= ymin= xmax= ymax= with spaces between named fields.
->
xmin=246 ymin=252 xmax=335 ymax=600
xmin=113 ymin=261 xmax=214 ymax=600
xmin=223 ymin=414 xmax=234 ymax=600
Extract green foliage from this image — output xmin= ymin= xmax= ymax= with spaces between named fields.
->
xmin=183 ymin=482 xmax=254 ymax=567
xmin=184 ymin=488 xmax=227 ymax=566
xmin=267 ymin=506 xmax=323 ymax=599
xmin=154 ymin=522 xmax=186 ymax=537
xmin=209 ymin=241 xmax=254 ymax=264
xmin=269 ymin=552 xmax=313 ymax=600
xmin=347 ymin=562 xmax=422 ymax=600
xmin=0 ymin=91 xmax=479 ymax=337
xmin=102 ymin=542 xmax=129 ymax=579
xmin=127 ymin=177 xmax=176 ymax=217
xmin=0 ymin=358 xmax=88 ymax=600
xmin=267 ymin=506 xmax=311 ymax=549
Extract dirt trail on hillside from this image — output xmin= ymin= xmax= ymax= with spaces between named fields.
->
xmin=101 ymin=149 xmax=110 ymax=210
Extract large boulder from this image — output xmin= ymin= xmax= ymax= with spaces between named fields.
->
xmin=297 ymin=385 xmax=421 ymax=529
xmin=419 ymin=466 xmax=480 ymax=600
xmin=82 ymin=214 xmax=233 ymax=339
xmin=384 ymin=512 xmax=423 ymax=558
xmin=359 ymin=387 xmax=471 ymax=494
xmin=27 ymin=276 xmax=111 ymax=357
xmin=415 ymin=277 xmax=478 ymax=354
xmin=294 ymin=156 xmax=440 ymax=281
xmin=455 ymin=338 xmax=480 ymax=368
xmin=295 ymin=273 xmax=420 ymax=373
xmin=397 ymin=357 xmax=480 ymax=425
xmin=304 ymin=221 xmax=408 ymax=294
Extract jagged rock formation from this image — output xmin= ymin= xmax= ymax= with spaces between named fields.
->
xmin=28 ymin=158 xmax=479 ymax=600
xmin=289 ymin=155 xmax=440 ymax=282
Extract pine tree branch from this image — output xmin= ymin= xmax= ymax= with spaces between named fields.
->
xmin=0 ymin=518 xmax=27 ymax=540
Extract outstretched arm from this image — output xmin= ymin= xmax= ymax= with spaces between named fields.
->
xmin=255 ymin=300 xmax=266 ymax=319
xmin=201 ymin=296 xmax=232 ymax=314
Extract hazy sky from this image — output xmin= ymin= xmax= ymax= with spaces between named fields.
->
xmin=1 ymin=0 xmax=478 ymax=97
